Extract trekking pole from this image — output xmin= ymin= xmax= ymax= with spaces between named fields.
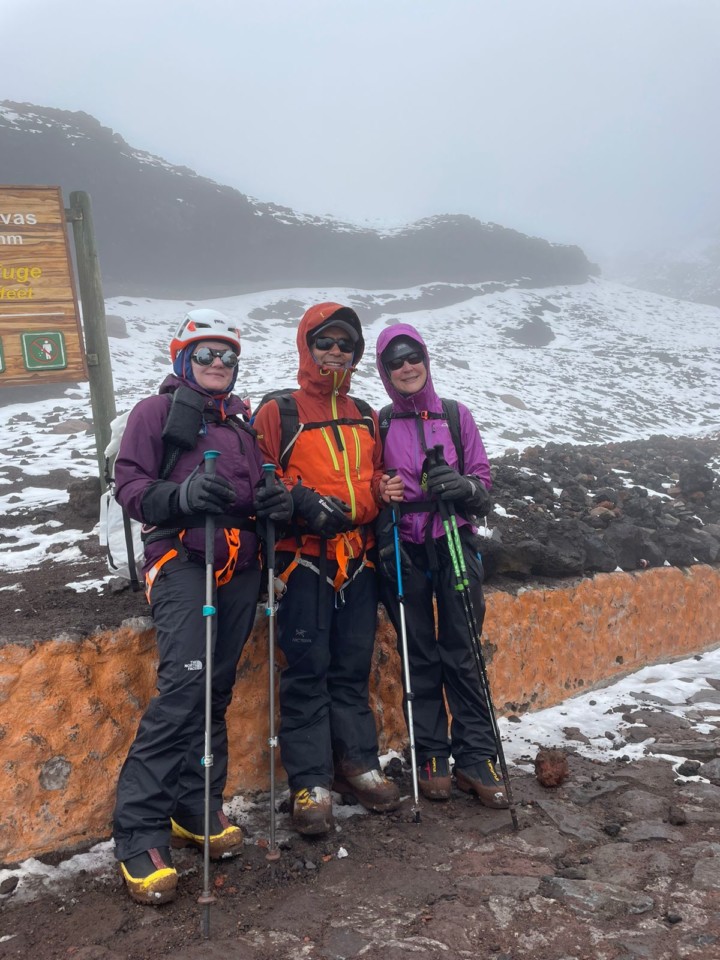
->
xmin=428 ymin=445 xmax=519 ymax=830
xmin=387 ymin=470 xmax=421 ymax=822
xmin=199 ymin=449 xmax=219 ymax=938
xmin=262 ymin=463 xmax=281 ymax=863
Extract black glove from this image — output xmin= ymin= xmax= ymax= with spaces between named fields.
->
xmin=426 ymin=463 xmax=475 ymax=501
xmin=178 ymin=472 xmax=235 ymax=515
xmin=464 ymin=476 xmax=492 ymax=517
xmin=254 ymin=478 xmax=294 ymax=523
xmin=426 ymin=464 xmax=492 ymax=516
xmin=291 ymin=485 xmax=353 ymax=537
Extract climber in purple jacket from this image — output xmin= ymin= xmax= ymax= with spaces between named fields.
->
xmin=375 ymin=323 xmax=508 ymax=809
xmin=111 ymin=308 xmax=291 ymax=906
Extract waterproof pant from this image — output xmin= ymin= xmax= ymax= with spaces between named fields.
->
xmin=113 ymin=560 xmax=261 ymax=862
xmin=276 ymin=556 xmax=380 ymax=791
xmin=379 ymin=532 xmax=496 ymax=767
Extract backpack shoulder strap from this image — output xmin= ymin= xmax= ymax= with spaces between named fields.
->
xmin=441 ymin=398 xmax=464 ymax=474
xmin=275 ymin=393 xmax=301 ymax=472
xmin=249 ymin=389 xmax=300 ymax=472
xmin=348 ymin=395 xmax=376 ymax=440
xmin=378 ymin=404 xmax=393 ymax=449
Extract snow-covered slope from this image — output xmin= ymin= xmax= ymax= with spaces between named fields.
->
xmin=4 ymin=277 xmax=719 ymax=476
xmin=104 ymin=278 xmax=719 ymax=452
xmin=1 ymin=277 xmax=719 ymax=576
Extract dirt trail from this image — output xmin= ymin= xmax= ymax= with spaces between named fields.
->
xmin=1 ymin=750 xmax=719 ymax=960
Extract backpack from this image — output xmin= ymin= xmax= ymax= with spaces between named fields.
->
xmin=251 ymin=389 xmax=376 ymax=472
xmin=377 ymin=398 xmax=464 ymax=473
xmin=99 ymin=386 xmax=210 ymax=590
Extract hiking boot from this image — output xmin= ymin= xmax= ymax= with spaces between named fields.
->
xmin=290 ymin=786 xmax=334 ymax=836
xmin=170 ymin=810 xmax=244 ymax=859
xmin=417 ymin=757 xmax=452 ymax=800
xmin=333 ymin=768 xmax=401 ymax=812
xmin=120 ymin=846 xmax=177 ymax=906
xmin=455 ymin=759 xmax=509 ymax=809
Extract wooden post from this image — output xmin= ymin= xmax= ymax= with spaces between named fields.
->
xmin=67 ymin=191 xmax=116 ymax=489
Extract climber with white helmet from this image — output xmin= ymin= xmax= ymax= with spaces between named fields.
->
xmin=111 ymin=309 xmax=292 ymax=906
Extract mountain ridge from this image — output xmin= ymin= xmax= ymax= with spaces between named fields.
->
xmin=0 ymin=100 xmax=595 ymax=298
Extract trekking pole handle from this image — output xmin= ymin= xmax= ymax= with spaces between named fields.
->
xmin=203 ymin=449 xmax=220 ymax=475
xmin=423 ymin=446 xmax=437 ymax=468
xmin=385 ymin=467 xmax=402 ymax=523
xmin=262 ymin=462 xmax=276 ymax=489
xmin=422 ymin=443 xmax=447 ymax=477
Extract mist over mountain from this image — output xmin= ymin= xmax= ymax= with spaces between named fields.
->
xmin=605 ymin=234 xmax=720 ymax=309
xmin=0 ymin=101 xmax=595 ymax=298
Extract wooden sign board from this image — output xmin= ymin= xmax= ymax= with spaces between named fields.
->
xmin=0 ymin=185 xmax=87 ymax=386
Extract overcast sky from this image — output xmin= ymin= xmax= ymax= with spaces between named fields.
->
xmin=2 ymin=0 xmax=719 ymax=264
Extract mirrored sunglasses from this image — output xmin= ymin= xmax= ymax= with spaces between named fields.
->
xmin=191 ymin=347 xmax=239 ymax=368
xmin=387 ymin=351 xmax=424 ymax=371
xmin=313 ymin=336 xmax=355 ymax=353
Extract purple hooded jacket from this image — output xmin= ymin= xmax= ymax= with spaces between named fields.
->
xmin=375 ymin=323 xmax=491 ymax=545
xmin=114 ymin=374 xmax=263 ymax=575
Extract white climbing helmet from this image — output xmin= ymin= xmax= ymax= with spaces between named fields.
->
xmin=169 ymin=309 xmax=241 ymax=361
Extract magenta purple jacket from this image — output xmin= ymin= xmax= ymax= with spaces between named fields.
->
xmin=114 ymin=375 xmax=263 ymax=575
xmin=375 ymin=323 xmax=491 ymax=545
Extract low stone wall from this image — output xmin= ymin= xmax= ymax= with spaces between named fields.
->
xmin=1 ymin=565 xmax=719 ymax=865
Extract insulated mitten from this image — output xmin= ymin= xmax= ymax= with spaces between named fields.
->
xmin=291 ymin=485 xmax=353 ymax=537
xmin=178 ymin=472 xmax=235 ymax=514
xmin=254 ymin=478 xmax=294 ymax=523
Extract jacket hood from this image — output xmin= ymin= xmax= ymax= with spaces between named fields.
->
xmin=297 ymin=302 xmax=364 ymax=396
xmin=375 ymin=323 xmax=440 ymax=412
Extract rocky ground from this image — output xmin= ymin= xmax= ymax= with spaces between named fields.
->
xmin=483 ymin=433 xmax=720 ymax=582
xmin=1 ymin=736 xmax=720 ymax=960
xmin=1 ymin=433 xmax=719 ymax=643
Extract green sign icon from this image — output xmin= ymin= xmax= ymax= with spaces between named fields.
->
xmin=21 ymin=331 xmax=68 ymax=371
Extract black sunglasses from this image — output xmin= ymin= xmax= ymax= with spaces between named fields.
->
xmin=387 ymin=351 xmax=424 ymax=371
xmin=313 ymin=336 xmax=355 ymax=353
xmin=191 ymin=347 xmax=239 ymax=368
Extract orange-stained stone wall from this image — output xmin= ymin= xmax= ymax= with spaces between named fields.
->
xmin=1 ymin=565 xmax=718 ymax=864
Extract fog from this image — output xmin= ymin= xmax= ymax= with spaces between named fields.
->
xmin=2 ymin=0 xmax=719 ymax=264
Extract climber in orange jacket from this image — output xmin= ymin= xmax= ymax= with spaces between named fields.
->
xmin=253 ymin=302 xmax=401 ymax=835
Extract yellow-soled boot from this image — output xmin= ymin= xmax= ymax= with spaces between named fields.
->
xmin=290 ymin=786 xmax=334 ymax=836
xmin=170 ymin=810 xmax=244 ymax=859
xmin=120 ymin=847 xmax=177 ymax=906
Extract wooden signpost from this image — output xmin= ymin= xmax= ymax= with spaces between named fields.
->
xmin=0 ymin=185 xmax=116 ymax=482
xmin=0 ymin=185 xmax=87 ymax=385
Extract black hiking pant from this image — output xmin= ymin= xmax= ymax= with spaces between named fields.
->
xmin=379 ymin=531 xmax=496 ymax=768
xmin=113 ymin=560 xmax=261 ymax=862
xmin=276 ymin=556 xmax=381 ymax=791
